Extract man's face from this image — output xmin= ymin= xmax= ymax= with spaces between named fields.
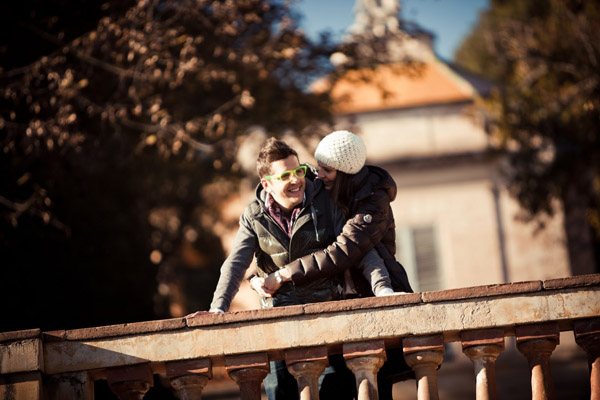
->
xmin=261 ymin=155 xmax=305 ymax=211
xmin=317 ymin=161 xmax=337 ymax=190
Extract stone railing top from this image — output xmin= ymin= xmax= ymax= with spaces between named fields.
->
xmin=1 ymin=274 xmax=599 ymax=375
xmin=33 ymin=274 xmax=600 ymax=342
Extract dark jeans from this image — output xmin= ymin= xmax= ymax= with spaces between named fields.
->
xmin=263 ymin=360 xmax=298 ymax=400
xmin=263 ymin=355 xmax=356 ymax=400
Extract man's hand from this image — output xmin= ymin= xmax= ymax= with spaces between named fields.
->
xmin=263 ymin=272 xmax=283 ymax=294
xmin=250 ymin=276 xmax=272 ymax=297
xmin=264 ymin=267 xmax=293 ymax=293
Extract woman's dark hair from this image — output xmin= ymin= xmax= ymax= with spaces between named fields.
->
xmin=330 ymin=170 xmax=355 ymax=217
xmin=256 ymin=137 xmax=298 ymax=178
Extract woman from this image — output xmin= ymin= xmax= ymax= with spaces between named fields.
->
xmin=263 ymin=129 xmax=412 ymax=296
xmin=262 ymin=130 xmax=414 ymax=399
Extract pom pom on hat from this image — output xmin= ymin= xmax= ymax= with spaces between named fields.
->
xmin=314 ymin=130 xmax=366 ymax=174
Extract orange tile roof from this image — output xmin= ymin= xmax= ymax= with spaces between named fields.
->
xmin=328 ymin=60 xmax=475 ymax=114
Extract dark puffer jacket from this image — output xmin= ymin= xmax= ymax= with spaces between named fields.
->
xmin=210 ymin=177 xmax=343 ymax=311
xmin=285 ymin=165 xmax=413 ymax=294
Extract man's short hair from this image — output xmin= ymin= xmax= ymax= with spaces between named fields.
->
xmin=256 ymin=137 xmax=298 ymax=178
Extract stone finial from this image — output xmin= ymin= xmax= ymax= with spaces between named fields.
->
xmin=403 ymin=335 xmax=444 ymax=400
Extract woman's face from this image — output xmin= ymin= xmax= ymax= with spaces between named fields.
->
xmin=317 ymin=162 xmax=337 ymax=190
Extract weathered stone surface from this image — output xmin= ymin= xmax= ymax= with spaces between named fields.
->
xmin=222 ymin=305 xmax=305 ymax=324
xmin=574 ymin=318 xmax=600 ymax=359
xmin=422 ymin=281 xmax=542 ymax=303
xmin=285 ymin=346 xmax=328 ymax=364
xmin=343 ymin=343 xmax=386 ymax=400
xmin=165 ymin=358 xmax=211 ymax=379
xmin=170 ymin=374 xmax=211 ymax=400
xmin=44 ymin=318 xmax=186 ymax=342
xmin=0 ymin=372 xmax=42 ymax=400
xmin=460 ymin=328 xmax=505 ymax=348
xmin=106 ymin=363 xmax=154 ymax=384
xmin=227 ymin=366 xmax=269 ymax=400
xmin=0 ymin=329 xmax=40 ymax=343
xmin=45 ymin=371 xmax=94 ymax=400
xmin=38 ymin=285 xmax=600 ymax=375
xmin=343 ymin=340 xmax=386 ymax=359
xmin=0 ymin=338 xmax=42 ymax=374
xmin=403 ymin=335 xmax=444 ymax=354
xmin=304 ymin=293 xmax=422 ymax=314
xmin=515 ymin=322 xmax=560 ymax=344
xmin=224 ymin=353 xmax=269 ymax=371
xmin=106 ymin=363 xmax=154 ymax=400
xmin=185 ymin=306 xmax=305 ymax=327
xmin=543 ymin=274 xmax=600 ymax=290
xmin=288 ymin=363 xmax=326 ymax=400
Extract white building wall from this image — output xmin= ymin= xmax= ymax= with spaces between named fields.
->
xmin=390 ymin=163 xmax=505 ymax=289
xmin=338 ymin=103 xmax=489 ymax=162
xmin=341 ymin=101 xmax=573 ymax=291
xmin=499 ymin=190 xmax=572 ymax=281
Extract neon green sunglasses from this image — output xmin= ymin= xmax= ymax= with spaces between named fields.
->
xmin=264 ymin=164 xmax=308 ymax=182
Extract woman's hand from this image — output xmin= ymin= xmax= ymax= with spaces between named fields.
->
xmin=263 ymin=272 xmax=283 ymax=294
xmin=263 ymin=268 xmax=292 ymax=294
xmin=250 ymin=276 xmax=272 ymax=297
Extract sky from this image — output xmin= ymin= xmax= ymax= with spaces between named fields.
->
xmin=294 ymin=0 xmax=489 ymax=62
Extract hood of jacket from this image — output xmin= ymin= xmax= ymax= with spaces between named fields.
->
xmin=350 ymin=165 xmax=397 ymax=203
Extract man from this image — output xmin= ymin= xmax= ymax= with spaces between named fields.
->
xmin=207 ymin=137 xmax=356 ymax=399
xmin=209 ymin=137 xmax=344 ymax=312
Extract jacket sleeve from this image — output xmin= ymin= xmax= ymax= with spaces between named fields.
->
xmin=209 ymin=211 xmax=258 ymax=312
xmin=286 ymin=188 xmax=392 ymax=285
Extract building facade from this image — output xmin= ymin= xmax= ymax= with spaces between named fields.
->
xmin=325 ymin=0 xmax=595 ymax=292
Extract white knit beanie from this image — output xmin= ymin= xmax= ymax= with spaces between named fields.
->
xmin=314 ymin=130 xmax=366 ymax=174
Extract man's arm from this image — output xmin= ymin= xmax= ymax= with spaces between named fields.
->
xmin=265 ymin=189 xmax=392 ymax=289
xmin=209 ymin=213 xmax=258 ymax=312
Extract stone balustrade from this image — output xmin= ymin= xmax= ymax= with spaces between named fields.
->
xmin=1 ymin=274 xmax=600 ymax=399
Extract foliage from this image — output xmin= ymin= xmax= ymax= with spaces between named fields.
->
xmin=0 ymin=0 xmax=411 ymax=331
xmin=0 ymin=0 xmax=329 ymax=331
xmin=455 ymin=0 xmax=600 ymax=231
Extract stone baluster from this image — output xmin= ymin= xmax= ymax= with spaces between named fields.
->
xmin=574 ymin=318 xmax=600 ymax=400
xmin=166 ymin=358 xmax=212 ymax=400
xmin=45 ymin=371 xmax=94 ymax=400
xmin=106 ymin=363 xmax=154 ymax=400
xmin=403 ymin=334 xmax=444 ymax=400
xmin=285 ymin=346 xmax=329 ymax=400
xmin=225 ymin=353 xmax=269 ymax=400
xmin=516 ymin=322 xmax=559 ymax=400
xmin=343 ymin=340 xmax=386 ymax=400
xmin=461 ymin=328 xmax=505 ymax=400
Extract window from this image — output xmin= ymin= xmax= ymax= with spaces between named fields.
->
xmin=397 ymin=225 xmax=442 ymax=292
